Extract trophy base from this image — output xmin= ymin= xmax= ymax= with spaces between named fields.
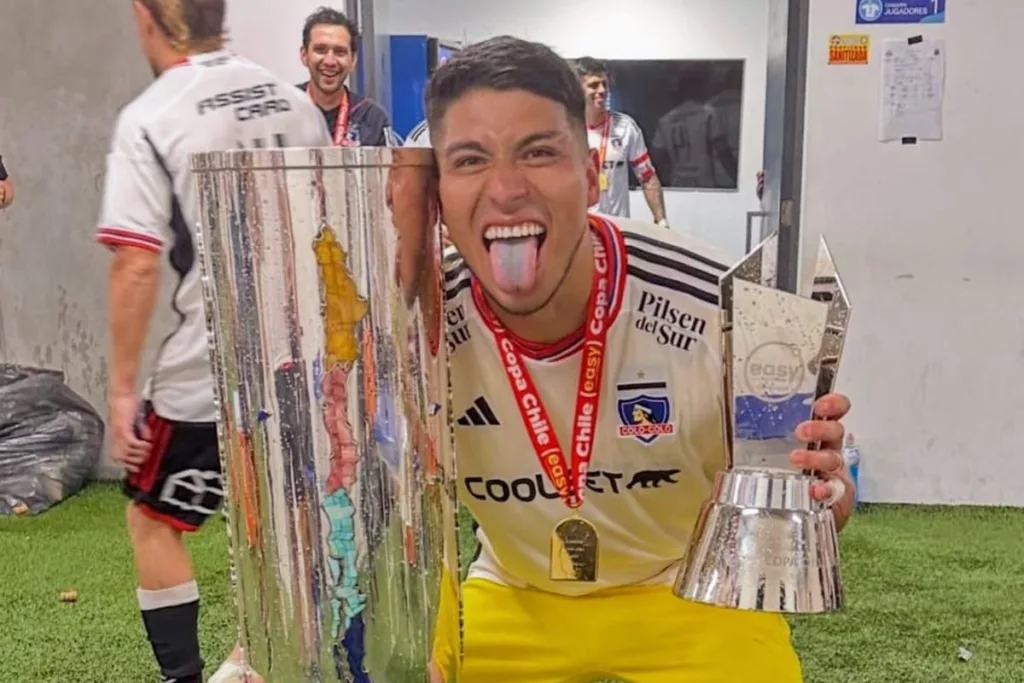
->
xmin=673 ymin=468 xmax=844 ymax=614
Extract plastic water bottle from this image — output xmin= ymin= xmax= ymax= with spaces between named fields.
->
xmin=842 ymin=433 xmax=861 ymax=508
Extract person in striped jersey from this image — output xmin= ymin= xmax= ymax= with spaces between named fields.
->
xmin=424 ymin=36 xmax=856 ymax=683
xmin=574 ymin=57 xmax=667 ymax=223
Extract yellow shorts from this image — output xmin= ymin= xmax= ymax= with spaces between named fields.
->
xmin=433 ymin=574 xmax=803 ymax=683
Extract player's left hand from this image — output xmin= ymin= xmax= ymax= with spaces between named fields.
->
xmin=789 ymin=392 xmax=855 ymax=530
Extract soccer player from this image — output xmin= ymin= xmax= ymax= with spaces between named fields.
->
xmin=425 ymin=36 xmax=855 ymax=682
xmin=298 ymin=7 xmax=393 ymax=147
xmin=96 ymin=2 xmax=331 ymax=682
xmin=575 ymin=57 xmax=668 ymax=225
xmin=650 ymin=65 xmax=738 ymax=190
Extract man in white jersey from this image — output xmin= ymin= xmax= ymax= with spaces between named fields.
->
xmin=651 ymin=65 xmax=738 ymax=189
xmin=575 ymin=57 xmax=668 ymax=224
xmin=706 ymin=64 xmax=742 ymax=188
xmin=423 ymin=36 xmax=854 ymax=682
xmin=96 ymin=2 xmax=330 ymax=681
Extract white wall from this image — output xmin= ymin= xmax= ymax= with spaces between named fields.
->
xmin=802 ymin=1 xmax=1024 ymax=505
xmin=387 ymin=0 xmax=769 ymax=259
xmin=225 ymin=2 xmax=326 ymax=84
xmin=0 ymin=0 xmax=166 ymax=479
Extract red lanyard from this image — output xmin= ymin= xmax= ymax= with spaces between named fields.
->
xmin=473 ymin=229 xmax=613 ymax=509
xmin=596 ymin=114 xmax=611 ymax=171
xmin=308 ymin=85 xmax=351 ymax=146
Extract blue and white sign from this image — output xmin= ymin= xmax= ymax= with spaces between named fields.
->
xmin=856 ymin=0 xmax=945 ymax=24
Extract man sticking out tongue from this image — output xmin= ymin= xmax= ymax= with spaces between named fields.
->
xmin=424 ymin=35 xmax=856 ymax=683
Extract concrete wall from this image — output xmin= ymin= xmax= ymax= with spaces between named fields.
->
xmin=0 ymin=0 xmax=175 ymax=478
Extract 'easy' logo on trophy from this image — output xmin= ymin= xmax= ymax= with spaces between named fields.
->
xmin=736 ymin=342 xmax=815 ymax=441
xmin=743 ymin=342 xmax=805 ymax=402
xmin=615 ymin=379 xmax=675 ymax=444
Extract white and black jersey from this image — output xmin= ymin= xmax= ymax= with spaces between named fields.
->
xmin=403 ymin=119 xmax=432 ymax=148
xmin=444 ymin=214 xmax=737 ymax=596
xmin=96 ymin=50 xmax=332 ymax=422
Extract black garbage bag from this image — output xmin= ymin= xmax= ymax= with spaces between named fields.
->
xmin=0 ymin=364 xmax=104 ymax=515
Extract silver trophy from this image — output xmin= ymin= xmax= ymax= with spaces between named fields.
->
xmin=674 ymin=233 xmax=852 ymax=614
xmin=193 ymin=147 xmax=462 ymax=680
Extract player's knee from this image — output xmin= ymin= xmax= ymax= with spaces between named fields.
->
xmin=126 ymin=502 xmax=182 ymax=547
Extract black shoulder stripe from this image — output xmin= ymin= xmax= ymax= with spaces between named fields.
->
xmin=409 ymin=120 xmax=428 ymax=138
xmin=623 ymin=232 xmax=730 ymax=272
xmin=627 ymin=265 xmax=718 ymax=305
xmin=445 ymin=276 xmax=471 ymax=302
xmin=444 ymin=258 xmax=468 ymax=282
xmin=626 ymin=245 xmax=721 ymax=286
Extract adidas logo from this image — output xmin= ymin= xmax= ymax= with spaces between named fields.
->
xmin=457 ymin=396 xmax=500 ymax=427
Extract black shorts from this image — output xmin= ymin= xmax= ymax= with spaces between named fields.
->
xmin=122 ymin=402 xmax=224 ymax=532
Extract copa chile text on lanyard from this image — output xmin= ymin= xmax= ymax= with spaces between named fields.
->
xmin=473 ymin=229 xmax=613 ymax=582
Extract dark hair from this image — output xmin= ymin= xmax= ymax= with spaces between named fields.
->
xmin=141 ymin=0 xmax=225 ymax=49
xmin=425 ymin=36 xmax=586 ymax=141
xmin=573 ymin=57 xmax=607 ymax=79
xmin=302 ymin=6 xmax=360 ymax=54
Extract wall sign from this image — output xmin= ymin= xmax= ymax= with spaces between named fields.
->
xmin=856 ymin=0 xmax=946 ymax=24
xmin=829 ymin=34 xmax=871 ymax=65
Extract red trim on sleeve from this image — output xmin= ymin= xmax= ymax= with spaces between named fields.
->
xmin=630 ymin=152 xmax=656 ymax=183
xmin=96 ymin=227 xmax=163 ymax=254
xmin=631 ymin=152 xmax=651 ymax=167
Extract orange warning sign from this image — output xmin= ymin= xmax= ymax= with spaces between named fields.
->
xmin=829 ymin=34 xmax=870 ymax=65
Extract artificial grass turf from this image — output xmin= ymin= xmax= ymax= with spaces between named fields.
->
xmin=1 ymin=484 xmax=1022 ymax=682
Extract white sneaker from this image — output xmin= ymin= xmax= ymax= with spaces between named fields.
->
xmin=207 ymin=660 xmax=264 ymax=683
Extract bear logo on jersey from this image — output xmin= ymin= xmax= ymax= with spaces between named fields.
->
xmin=615 ymin=379 xmax=676 ymax=445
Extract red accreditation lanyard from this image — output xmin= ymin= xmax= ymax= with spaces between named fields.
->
xmin=473 ymin=230 xmax=613 ymax=510
xmin=597 ymin=114 xmax=611 ymax=172
xmin=309 ymin=84 xmax=351 ymax=147
xmin=596 ymin=114 xmax=611 ymax=191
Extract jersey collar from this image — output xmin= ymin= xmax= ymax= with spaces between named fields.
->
xmin=167 ymin=49 xmax=231 ymax=71
xmin=471 ymin=213 xmax=627 ymax=362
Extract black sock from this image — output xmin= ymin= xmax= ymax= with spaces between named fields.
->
xmin=137 ymin=581 xmax=205 ymax=683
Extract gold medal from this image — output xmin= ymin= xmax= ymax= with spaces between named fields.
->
xmin=550 ymin=517 xmax=599 ymax=582
xmin=599 ymin=172 xmax=609 ymax=191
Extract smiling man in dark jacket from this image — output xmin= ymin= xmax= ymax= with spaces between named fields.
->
xmin=298 ymin=6 xmax=392 ymax=147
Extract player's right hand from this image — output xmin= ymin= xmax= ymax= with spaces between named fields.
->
xmin=0 ymin=179 xmax=13 ymax=209
xmin=110 ymin=392 xmax=151 ymax=473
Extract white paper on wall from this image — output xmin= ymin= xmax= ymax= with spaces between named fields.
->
xmin=879 ymin=38 xmax=946 ymax=142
